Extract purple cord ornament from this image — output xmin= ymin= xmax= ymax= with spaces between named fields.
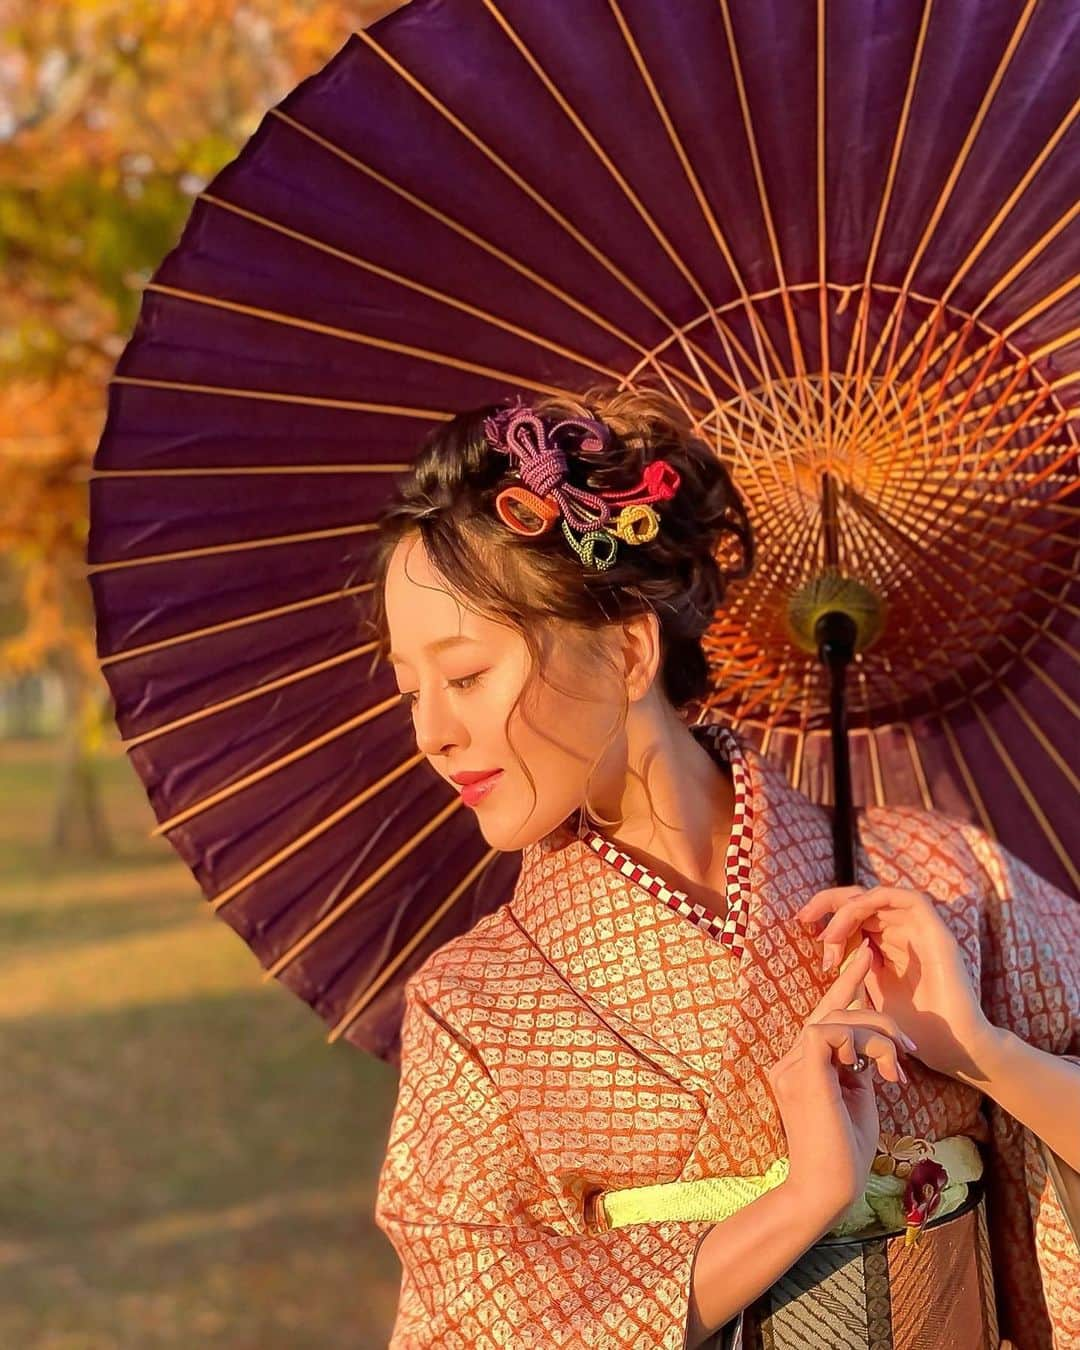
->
xmin=484 ymin=396 xmax=681 ymax=570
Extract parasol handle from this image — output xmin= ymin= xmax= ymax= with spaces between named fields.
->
xmin=815 ymin=610 xmax=859 ymax=886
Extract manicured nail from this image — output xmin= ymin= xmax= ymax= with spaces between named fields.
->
xmin=822 ymin=947 xmax=837 ymax=972
xmin=898 ymin=1065 xmax=909 ymax=1084
xmin=901 ymin=1034 xmax=918 ymax=1052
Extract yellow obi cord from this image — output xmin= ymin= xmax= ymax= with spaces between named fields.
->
xmin=600 ymin=1157 xmax=790 ymax=1228
xmin=599 ymin=1135 xmax=983 ymax=1237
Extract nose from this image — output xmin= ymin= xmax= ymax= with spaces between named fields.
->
xmin=411 ymin=690 xmax=465 ymax=761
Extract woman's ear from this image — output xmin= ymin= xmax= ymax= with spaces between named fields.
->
xmin=621 ymin=610 xmax=662 ymax=703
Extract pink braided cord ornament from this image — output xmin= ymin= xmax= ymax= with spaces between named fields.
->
xmin=483 ymin=396 xmax=680 ymax=569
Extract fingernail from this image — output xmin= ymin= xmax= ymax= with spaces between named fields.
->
xmin=898 ymin=1065 xmax=909 ymax=1084
xmin=822 ymin=948 xmax=837 ymax=972
xmin=902 ymin=1034 xmax=918 ymax=1051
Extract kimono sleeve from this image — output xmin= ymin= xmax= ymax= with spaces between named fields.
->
xmin=959 ymin=823 xmax=1080 ymax=1345
xmin=374 ymin=979 xmax=716 ymax=1350
xmin=960 ymin=821 xmax=1080 ymax=1064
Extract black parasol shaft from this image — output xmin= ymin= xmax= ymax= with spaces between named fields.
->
xmin=817 ymin=612 xmax=858 ymax=886
xmin=818 ymin=473 xmax=859 ymax=886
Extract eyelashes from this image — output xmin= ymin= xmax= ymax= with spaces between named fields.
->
xmin=398 ymin=672 xmax=486 ymax=710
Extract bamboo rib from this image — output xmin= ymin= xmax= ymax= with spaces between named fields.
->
xmin=871 ymin=378 xmax=962 ymax=547
xmin=712 ymin=0 xmax=815 ymax=423
xmin=936 ymin=715 xmax=997 ymax=839
xmin=840 ymin=0 xmax=1040 ymax=459
xmin=938 ymin=323 xmax=1079 ymax=410
xmin=481 ymin=0 xmax=797 ymax=425
xmin=879 ymin=356 xmax=1063 ymax=541
xmin=856 ymin=198 xmax=1079 ymax=452
xmin=210 ymin=746 xmax=431 ymax=912
xmin=862 ymin=480 xmax=1078 ymax=554
xmin=847 ymin=329 xmax=1000 ymax=507
xmin=841 ymin=484 xmax=1079 ymax=718
xmin=730 ymin=657 xmax=797 ymax=724
xmin=659 ymin=322 xmax=795 ymax=525
xmin=198 ymin=186 xmax=705 ymax=420
xmin=816 ymin=0 xmax=834 ymax=473
xmin=143 ymin=281 xmax=625 ymax=390
xmin=615 ymin=0 xmax=810 ymax=453
xmin=615 ymin=0 xmax=818 ymax=475
xmin=900 ymin=720 xmax=935 ymax=814
xmin=122 ymin=641 xmax=379 ymax=751
xmin=89 ymin=465 xmax=410 ymax=479
xmin=721 ymin=454 xmax=819 ymax=592
xmin=607 ymin=157 xmax=816 ymax=515
xmin=194 ymin=191 xmax=662 ymax=388
xmin=327 ymin=848 xmax=500 ymax=1042
xmin=969 ymin=700 xmax=1080 ymax=891
xmin=614 ymin=281 xmax=1076 ymax=467
xmin=855 ymin=662 xmax=886 ymax=809
xmin=347 ymin=25 xmax=755 ymax=406
xmin=107 ymin=375 xmax=449 ymax=417
xmin=678 ymin=324 xmax=810 ymax=552
xmin=835 ymin=495 xmax=1080 ymax=858
xmin=837 ymin=405 xmax=1074 ymax=607
xmin=833 ymin=0 xmax=934 ymax=463
xmin=843 ymin=294 xmax=1079 ymax=476
xmin=874 ymin=453 xmax=1080 ymax=607
xmin=837 ymin=189 xmax=1079 ymax=463
xmin=148 ymin=694 xmax=405 ymax=837
xmin=841 ymin=322 xmax=1053 ymax=494
xmin=87 ymin=513 xmax=377 ymax=576
xmin=98 ymin=583 xmax=373 ymax=665
xmin=260 ymin=796 xmax=463 ymax=981
xmin=870 ymin=428 xmax=1075 ymax=588
xmin=839 ymin=483 xmax=981 ymax=691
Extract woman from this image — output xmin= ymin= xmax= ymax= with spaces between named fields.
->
xmin=367 ymin=384 xmax=1079 ymax=1348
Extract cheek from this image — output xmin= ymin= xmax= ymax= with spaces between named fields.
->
xmin=503 ymin=692 xmax=610 ymax=784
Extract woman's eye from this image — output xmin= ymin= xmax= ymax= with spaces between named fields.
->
xmin=398 ymin=673 xmax=484 ymax=709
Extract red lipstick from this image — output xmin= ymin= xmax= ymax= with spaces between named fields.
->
xmin=457 ymin=771 xmax=503 ymax=807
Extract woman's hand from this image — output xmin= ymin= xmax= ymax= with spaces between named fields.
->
xmin=770 ymin=941 xmax=912 ymax=1222
xmin=796 ymin=885 xmax=1000 ymax=1083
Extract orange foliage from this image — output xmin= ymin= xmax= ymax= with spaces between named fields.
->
xmin=0 ymin=0 xmax=400 ymax=690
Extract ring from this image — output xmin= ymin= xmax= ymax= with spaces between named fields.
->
xmin=852 ymin=1053 xmax=870 ymax=1073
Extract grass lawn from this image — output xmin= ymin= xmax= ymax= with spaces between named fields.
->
xmin=0 ymin=736 xmax=402 ymax=1348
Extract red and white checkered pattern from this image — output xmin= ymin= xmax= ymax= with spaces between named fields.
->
xmin=579 ymin=722 xmax=753 ymax=959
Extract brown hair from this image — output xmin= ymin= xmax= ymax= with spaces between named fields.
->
xmin=361 ymin=381 xmax=754 ymax=835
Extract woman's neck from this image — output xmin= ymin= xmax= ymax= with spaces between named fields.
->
xmin=588 ymin=698 xmax=736 ymax=918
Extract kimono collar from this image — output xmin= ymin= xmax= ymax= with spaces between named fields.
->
xmin=507 ymin=722 xmax=845 ymax=1084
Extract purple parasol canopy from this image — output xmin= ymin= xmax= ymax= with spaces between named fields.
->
xmin=88 ymin=0 xmax=1079 ymax=1064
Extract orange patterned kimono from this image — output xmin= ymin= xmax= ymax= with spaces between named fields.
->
xmin=375 ymin=724 xmax=1080 ymax=1349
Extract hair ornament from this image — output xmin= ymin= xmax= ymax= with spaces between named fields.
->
xmin=484 ymin=395 xmax=681 ymax=570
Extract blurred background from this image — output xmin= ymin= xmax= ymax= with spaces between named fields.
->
xmin=0 ymin=3 xmax=407 ymax=1345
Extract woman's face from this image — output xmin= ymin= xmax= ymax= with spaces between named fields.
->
xmin=383 ymin=534 xmax=627 ymax=851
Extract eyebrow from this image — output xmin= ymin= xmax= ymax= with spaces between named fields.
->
xmin=387 ymin=635 xmax=482 ymax=665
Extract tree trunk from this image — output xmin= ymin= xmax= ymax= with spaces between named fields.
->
xmin=48 ymin=657 xmax=113 ymax=858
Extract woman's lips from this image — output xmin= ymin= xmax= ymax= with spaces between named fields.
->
xmin=459 ymin=771 xmax=503 ymax=807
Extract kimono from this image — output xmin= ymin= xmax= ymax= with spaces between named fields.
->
xmin=374 ymin=722 xmax=1080 ymax=1349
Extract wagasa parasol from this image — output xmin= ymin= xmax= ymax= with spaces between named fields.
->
xmin=87 ymin=0 xmax=1079 ymax=1064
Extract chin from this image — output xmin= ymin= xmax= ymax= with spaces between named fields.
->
xmin=474 ymin=805 xmax=566 ymax=853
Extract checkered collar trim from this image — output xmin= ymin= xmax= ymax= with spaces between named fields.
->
xmin=578 ymin=723 xmax=753 ymax=960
